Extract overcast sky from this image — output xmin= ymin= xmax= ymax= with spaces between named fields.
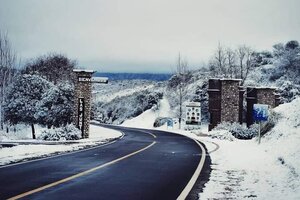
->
xmin=1 ymin=0 xmax=299 ymax=73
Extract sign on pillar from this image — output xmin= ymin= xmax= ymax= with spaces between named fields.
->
xmin=78 ymin=98 xmax=85 ymax=133
xmin=73 ymin=69 xmax=95 ymax=138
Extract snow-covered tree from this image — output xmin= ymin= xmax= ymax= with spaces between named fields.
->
xmin=22 ymin=53 xmax=76 ymax=85
xmin=0 ymin=31 xmax=18 ymax=131
xmin=4 ymin=74 xmax=51 ymax=139
xmin=274 ymin=40 xmax=300 ymax=83
xmin=36 ymin=82 xmax=74 ymax=128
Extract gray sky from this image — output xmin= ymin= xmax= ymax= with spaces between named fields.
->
xmin=1 ymin=0 xmax=299 ymax=73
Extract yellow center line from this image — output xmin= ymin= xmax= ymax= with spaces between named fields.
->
xmin=8 ymin=141 xmax=156 ymax=200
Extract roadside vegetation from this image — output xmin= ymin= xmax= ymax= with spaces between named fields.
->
xmin=1 ymin=28 xmax=300 ymax=141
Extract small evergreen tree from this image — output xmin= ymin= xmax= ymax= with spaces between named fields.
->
xmin=4 ymin=74 xmax=51 ymax=138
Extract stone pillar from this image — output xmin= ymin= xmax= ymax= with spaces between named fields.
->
xmin=256 ymin=88 xmax=276 ymax=108
xmin=73 ymin=69 xmax=95 ymax=138
xmin=208 ymin=78 xmax=243 ymax=131
xmin=220 ymin=79 xmax=242 ymax=123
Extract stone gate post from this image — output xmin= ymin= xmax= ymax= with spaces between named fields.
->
xmin=73 ymin=69 xmax=95 ymax=138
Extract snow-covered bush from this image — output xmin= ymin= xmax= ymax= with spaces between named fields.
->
xmin=35 ymin=82 xmax=74 ymax=128
xmin=277 ymin=80 xmax=300 ymax=103
xmin=38 ymin=124 xmax=81 ymax=141
xmin=153 ymin=117 xmax=171 ymax=127
xmin=214 ymin=122 xmax=259 ymax=140
xmin=209 ymin=129 xmax=236 ymax=141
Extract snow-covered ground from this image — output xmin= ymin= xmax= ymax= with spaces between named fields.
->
xmin=121 ymin=97 xmax=300 ymax=199
xmin=121 ymin=96 xmax=172 ymax=128
xmin=0 ymin=125 xmax=122 ymax=166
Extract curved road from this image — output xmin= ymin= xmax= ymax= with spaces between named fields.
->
xmin=0 ymin=125 xmax=208 ymax=200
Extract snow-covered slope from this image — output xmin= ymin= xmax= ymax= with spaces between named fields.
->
xmin=121 ymin=97 xmax=171 ymax=128
xmin=199 ymin=97 xmax=300 ymax=200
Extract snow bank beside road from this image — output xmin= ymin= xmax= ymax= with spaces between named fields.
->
xmin=198 ymin=97 xmax=300 ymax=200
xmin=121 ymin=96 xmax=300 ymax=199
xmin=0 ymin=125 xmax=122 ymax=166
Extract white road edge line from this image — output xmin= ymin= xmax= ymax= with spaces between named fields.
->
xmin=8 ymin=141 xmax=157 ymax=200
xmin=0 ymin=132 xmax=125 ymax=169
xmin=177 ymin=139 xmax=206 ymax=200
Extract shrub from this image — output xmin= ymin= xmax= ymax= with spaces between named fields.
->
xmin=215 ymin=122 xmax=259 ymax=140
xmin=38 ymin=124 xmax=81 ymax=141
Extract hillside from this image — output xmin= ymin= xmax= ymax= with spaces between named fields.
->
xmin=94 ymin=72 xmax=172 ymax=81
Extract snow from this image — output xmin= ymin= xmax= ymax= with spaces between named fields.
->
xmin=121 ymin=96 xmax=171 ymax=128
xmin=0 ymin=125 xmax=122 ymax=166
xmin=121 ymin=96 xmax=300 ymax=199
xmin=1 ymin=84 xmax=299 ymax=198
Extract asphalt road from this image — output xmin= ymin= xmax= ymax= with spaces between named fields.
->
xmin=0 ymin=125 xmax=208 ymax=200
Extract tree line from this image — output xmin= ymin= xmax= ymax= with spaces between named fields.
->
xmin=0 ymin=30 xmax=76 ymax=138
xmin=1 ymin=29 xmax=299 ymax=136
xmin=170 ymin=40 xmax=300 ymax=128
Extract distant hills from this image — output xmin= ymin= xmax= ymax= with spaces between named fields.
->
xmin=93 ymin=72 xmax=172 ymax=81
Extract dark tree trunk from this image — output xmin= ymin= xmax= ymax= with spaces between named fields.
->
xmin=31 ymin=124 xmax=36 ymax=139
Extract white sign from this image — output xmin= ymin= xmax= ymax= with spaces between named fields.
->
xmin=185 ymin=102 xmax=201 ymax=125
xmin=78 ymin=77 xmax=91 ymax=82
xmin=91 ymin=77 xmax=109 ymax=84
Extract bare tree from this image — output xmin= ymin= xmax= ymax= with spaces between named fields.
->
xmin=225 ymin=47 xmax=237 ymax=78
xmin=174 ymin=53 xmax=190 ymax=129
xmin=210 ymin=43 xmax=227 ymax=77
xmin=236 ymin=45 xmax=255 ymax=85
xmin=0 ymin=31 xmax=17 ymax=130
xmin=209 ymin=43 xmax=234 ymax=78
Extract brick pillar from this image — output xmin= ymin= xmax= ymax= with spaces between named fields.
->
xmin=73 ymin=70 xmax=95 ymax=138
xmin=239 ymin=87 xmax=245 ymax=124
xmin=246 ymin=87 xmax=257 ymax=127
xmin=208 ymin=79 xmax=221 ymax=131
